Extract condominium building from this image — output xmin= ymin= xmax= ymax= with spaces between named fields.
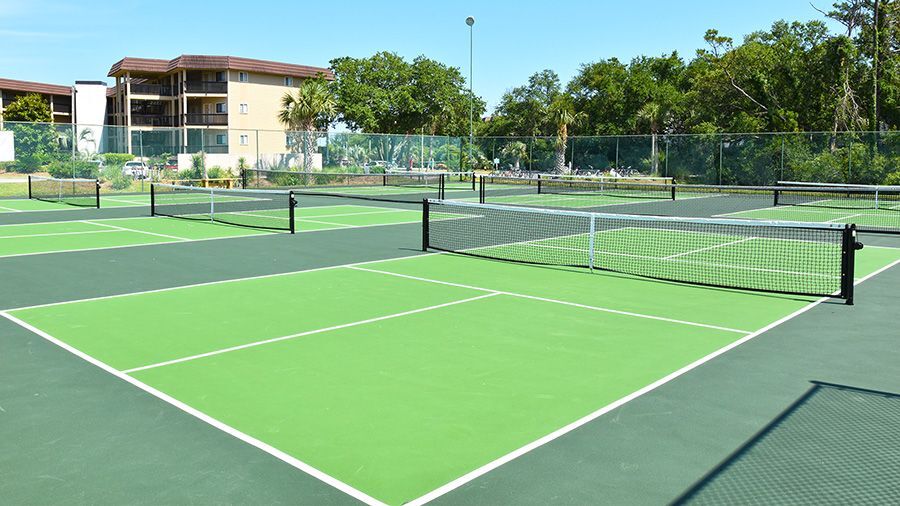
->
xmin=105 ymin=55 xmax=334 ymax=165
xmin=0 ymin=78 xmax=74 ymax=124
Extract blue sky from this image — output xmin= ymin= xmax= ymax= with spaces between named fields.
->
xmin=1 ymin=0 xmax=840 ymax=111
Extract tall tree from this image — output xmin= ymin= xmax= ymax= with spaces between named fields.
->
xmin=2 ymin=93 xmax=52 ymax=122
xmin=548 ymin=97 xmax=584 ymax=173
xmin=278 ymin=77 xmax=336 ymax=169
xmin=329 ymin=52 xmax=484 ymax=136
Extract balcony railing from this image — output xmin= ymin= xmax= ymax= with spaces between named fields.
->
xmin=185 ymin=81 xmax=228 ymax=93
xmin=185 ymin=113 xmax=228 ymax=126
xmin=131 ymin=114 xmax=175 ymax=127
xmin=185 ymin=145 xmax=229 ymax=154
xmin=131 ymin=83 xmax=174 ymax=96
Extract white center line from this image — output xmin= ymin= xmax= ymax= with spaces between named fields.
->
xmin=82 ymin=220 xmax=190 ymax=241
xmin=121 ymin=292 xmax=500 ymax=374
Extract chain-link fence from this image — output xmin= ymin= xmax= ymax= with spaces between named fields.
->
xmin=0 ymin=122 xmax=896 ymax=186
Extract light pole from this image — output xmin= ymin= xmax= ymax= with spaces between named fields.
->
xmin=466 ymin=16 xmax=475 ymax=170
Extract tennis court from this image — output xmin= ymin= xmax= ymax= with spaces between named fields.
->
xmin=5 ymin=245 xmax=899 ymax=506
xmin=718 ymin=201 xmax=900 ymax=229
xmin=0 ymin=204 xmax=430 ymax=258
xmin=4 ymin=176 xmax=900 ymax=505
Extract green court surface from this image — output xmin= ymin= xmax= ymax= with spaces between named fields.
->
xmin=6 ymin=245 xmax=900 ymax=506
xmin=477 ymin=185 xmax=701 ymax=209
xmin=0 ymin=205 xmax=429 ymax=258
xmin=0 ymin=194 xmax=150 ymax=212
xmin=718 ymin=204 xmax=900 ymax=228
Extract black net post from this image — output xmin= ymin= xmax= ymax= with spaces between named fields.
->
xmin=95 ymin=180 xmax=101 ymax=208
xmin=479 ymin=175 xmax=485 ymax=203
xmin=670 ymin=183 xmax=676 ymax=200
xmin=150 ymin=183 xmax=156 ymax=216
xmin=773 ymin=189 xmax=780 ymax=207
xmin=841 ymin=224 xmax=860 ymax=305
xmin=537 ymin=174 xmax=543 ymax=194
xmin=439 ymin=174 xmax=445 ymax=200
xmin=241 ymin=168 xmax=248 ymax=189
xmin=422 ymin=199 xmax=430 ymax=251
xmin=289 ymin=191 xmax=296 ymax=234
xmin=27 ymin=175 xmax=32 ymax=199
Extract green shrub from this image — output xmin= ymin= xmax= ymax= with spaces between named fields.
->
xmin=100 ymin=165 xmax=132 ymax=190
xmin=206 ymin=166 xmax=234 ymax=179
xmin=46 ymin=160 xmax=99 ymax=179
xmin=101 ymin=153 xmax=134 ymax=167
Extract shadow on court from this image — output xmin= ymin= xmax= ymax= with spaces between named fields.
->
xmin=675 ymin=381 xmax=900 ymax=505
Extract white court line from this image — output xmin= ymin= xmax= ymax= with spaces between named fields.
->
xmin=122 ymin=293 xmax=500 ymax=374
xmin=5 ymin=254 xmax=439 ymax=312
xmin=297 ymin=218 xmax=356 ymax=228
xmin=0 ymin=204 xmax=24 ymax=212
xmin=300 ymin=209 xmax=413 ymax=219
xmin=82 ymin=220 xmax=190 ymax=241
xmin=0 ymin=231 xmax=269 ymax=262
xmin=402 ymin=256 xmax=900 ymax=506
xmin=663 ymin=237 xmax=756 ymax=260
xmin=349 ymin=266 xmax=751 ymax=334
xmin=0 ymin=311 xmax=389 ymax=506
xmin=100 ymin=197 xmax=148 ymax=206
xmin=0 ymin=229 xmax=122 ymax=240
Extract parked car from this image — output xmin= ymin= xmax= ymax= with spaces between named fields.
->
xmin=122 ymin=161 xmax=150 ymax=179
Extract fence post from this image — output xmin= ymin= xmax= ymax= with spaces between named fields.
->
xmin=780 ymin=135 xmax=785 ymax=181
xmin=848 ymin=138 xmax=853 ymax=183
xmin=71 ymin=123 xmax=76 ymax=178
xmin=664 ymin=137 xmax=669 ymax=178
xmin=529 ymin=137 xmax=534 ymax=171
xmin=615 ymin=137 xmax=619 ymax=171
xmin=255 ymin=129 xmax=260 ymax=169
xmin=718 ymin=137 xmax=723 ymax=185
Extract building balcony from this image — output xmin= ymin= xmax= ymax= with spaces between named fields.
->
xmin=131 ymin=114 xmax=175 ymax=127
xmin=185 ymin=81 xmax=227 ymax=94
xmin=131 ymin=83 xmax=174 ymax=96
xmin=185 ymin=113 xmax=228 ymax=126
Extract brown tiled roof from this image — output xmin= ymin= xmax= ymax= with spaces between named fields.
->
xmin=0 ymin=78 xmax=72 ymax=96
xmin=108 ymin=55 xmax=334 ymax=80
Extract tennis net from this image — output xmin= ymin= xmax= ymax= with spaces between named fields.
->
xmin=241 ymin=169 xmax=447 ymax=203
xmin=28 ymin=175 xmax=100 ymax=208
xmin=423 ymin=199 xmax=861 ymax=303
xmin=151 ymin=183 xmax=296 ymax=233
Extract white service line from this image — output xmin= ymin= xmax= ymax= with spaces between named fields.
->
xmin=349 ymin=266 xmax=751 ymax=334
xmin=121 ymin=293 xmax=500 ymax=374
xmin=663 ymin=237 xmax=756 ymax=260
xmin=0 ymin=311 xmax=389 ymax=506
xmin=301 ymin=209 xmax=412 ymax=219
xmin=402 ymin=255 xmax=900 ymax=506
xmin=99 ymin=197 xmax=147 ymax=206
xmin=0 ymin=229 xmax=123 ymax=240
xmin=82 ymin=220 xmax=190 ymax=241
xmin=297 ymin=218 xmax=356 ymax=228
xmin=0 ymin=205 xmax=23 ymax=212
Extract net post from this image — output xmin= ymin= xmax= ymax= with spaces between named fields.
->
xmin=670 ymin=182 xmax=676 ymax=200
xmin=27 ymin=175 xmax=32 ymax=199
xmin=439 ymin=174 xmax=445 ymax=200
xmin=841 ymin=224 xmax=859 ymax=305
xmin=537 ymin=173 xmax=542 ymax=194
xmin=470 ymin=171 xmax=476 ymax=191
xmin=288 ymin=191 xmax=296 ymax=234
xmin=479 ymin=175 xmax=485 ymax=204
xmin=241 ymin=168 xmax=248 ymax=189
xmin=588 ymin=215 xmax=596 ymax=271
xmin=773 ymin=189 xmax=779 ymax=207
xmin=422 ymin=199 xmax=430 ymax=252
xmin=95 ymin=180 xmax=100 ymax=208
xmin=150 ymin=183 xmax=156 ymax=216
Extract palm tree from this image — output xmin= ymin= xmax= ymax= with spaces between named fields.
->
xmin=635 ymin=101 xmax=672 ymax=174
xmin=278 ymin=77 xmax=336 ymax=170
xmin=548 ymin=99 xmax=584 ymax=174
xmin=500 ymin=141 xmax=528 ymax=170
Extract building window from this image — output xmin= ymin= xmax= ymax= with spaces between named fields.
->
xmin=239 ymin=103 xmax=248 ymax=114
xmin=239 ymin=72 xmax=249 ymax=82
xmin=240 ymin=134 xmax=249 ymax=146
xmin=216 ymin=134 xmax=227 ymax=145
xmin=215 ymin=102 xmax=226 ymax=113
xmin=215 ymin=71 xmax=226 ymax=82
xmin=284 ymin=76 xmax=293 ymax=86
